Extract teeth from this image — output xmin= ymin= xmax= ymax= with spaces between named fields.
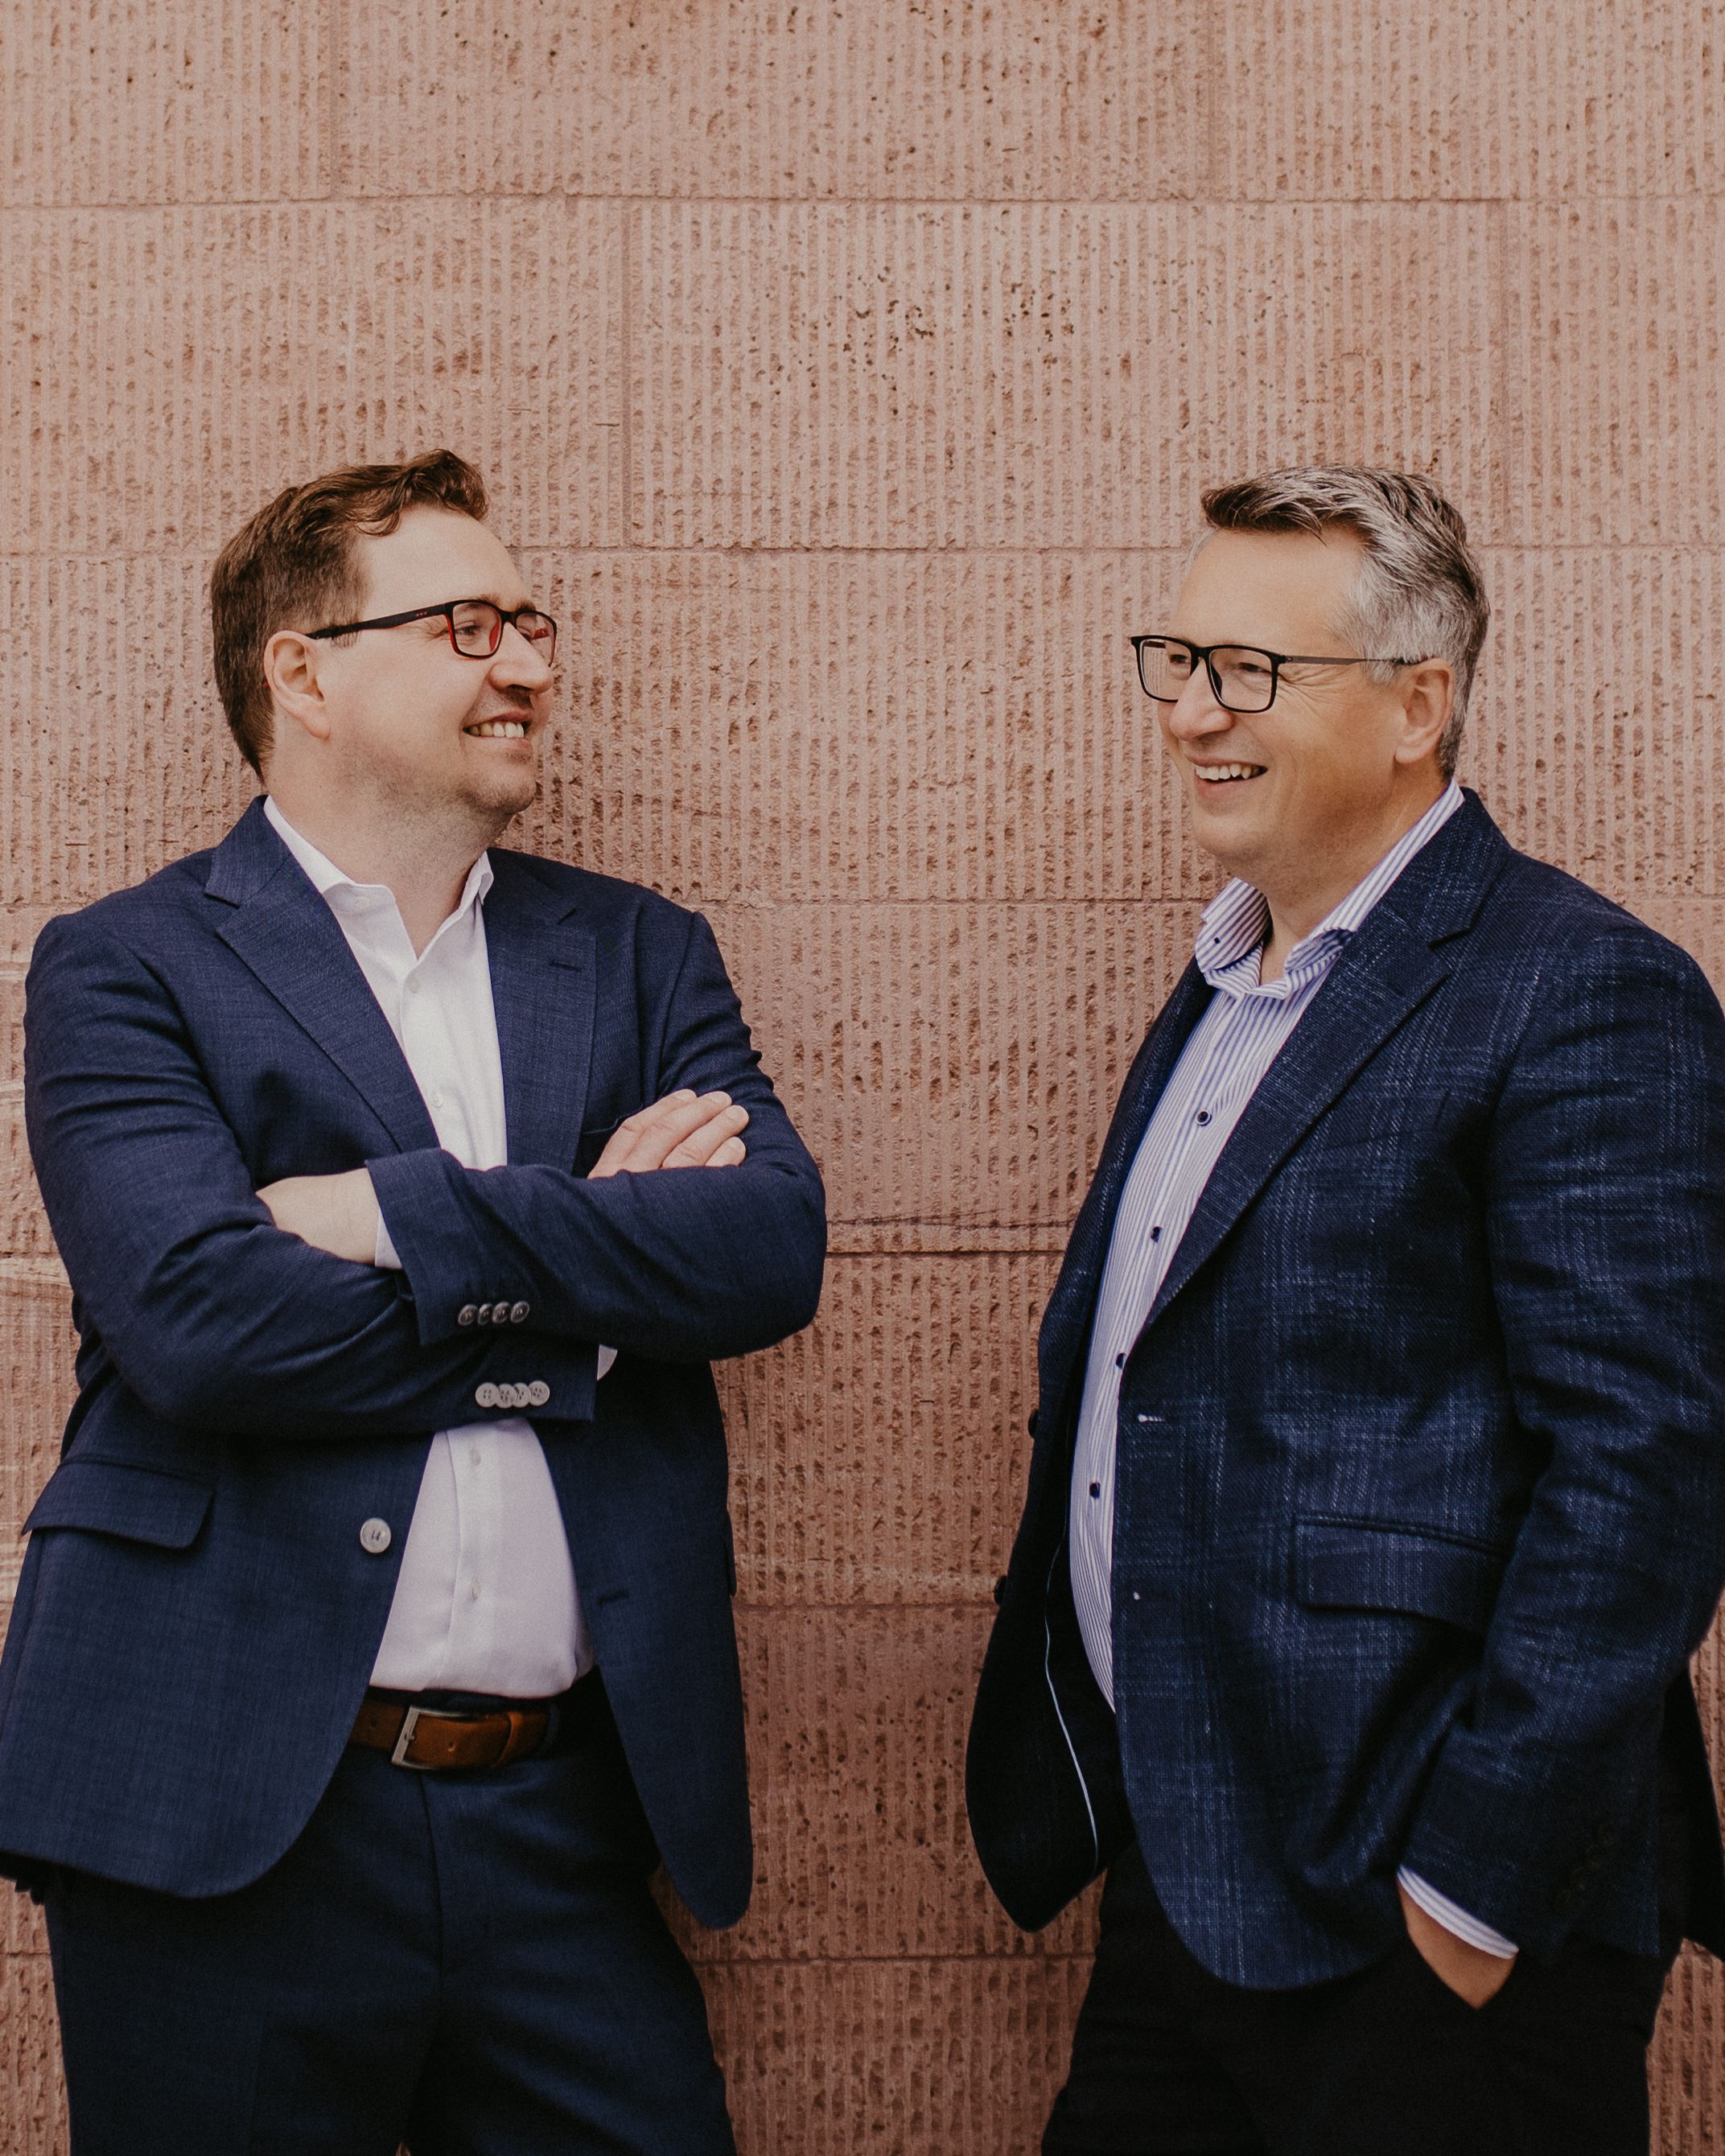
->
xmin=467 ymin=719 xmax=528 ymax=739
xmin=1194 ymin=762 xmax=1263 ymax=781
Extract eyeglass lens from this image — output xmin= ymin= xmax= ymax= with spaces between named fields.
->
xmin=450 ymin=601 xmax=558 ymax=661
xmin=1138 ymin=639 xmax=1277 ymax=713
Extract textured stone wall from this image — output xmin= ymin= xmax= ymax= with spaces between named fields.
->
xmin=2 ymin=3 xmax=1723 ymax=2148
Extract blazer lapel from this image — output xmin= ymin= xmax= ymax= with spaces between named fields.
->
xmin=482 ymin=852 xmax=597 ymax=1167
xmin=205 ymin=801 xmax=438 ymax=1154
xmin=1139 ymin=928 xmax=1449 ymax=1335
xmin=1138 ymin=792 xmax=1512 ymax=1339
xmin=1037 ymin=958 xmax=1215 ymax=1421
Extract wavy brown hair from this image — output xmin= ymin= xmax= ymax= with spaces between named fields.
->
xmin=209 ymin=450 xmax=489 ymax=775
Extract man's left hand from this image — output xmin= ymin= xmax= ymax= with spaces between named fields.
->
xmin=1398 ymin=1881 xmax=1516 ymax=2008
xmin=257 ymin=1168 xmax=382 ymax=1265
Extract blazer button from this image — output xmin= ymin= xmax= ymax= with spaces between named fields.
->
xmin=457 ymin=1305 xmax=478 ymax=1327
xmin=359 ymin=1518 xmax=392 ymax=1555
xmin=476 ymin=1302 xmax=494 ymax=1326
xmin=510 ymin=1301 xmax=531 ymax=1324
xmin=475 ymin=1381 xmax=500 ymax=1409
xmin=527 ymin=1380 xmax=550 ymax=1407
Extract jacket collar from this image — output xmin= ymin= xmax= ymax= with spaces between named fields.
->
xmin=1036 ymin=791 xmax=1512 ymax=1422
xmin=204 ymin=800 xmax=596 ymax=1166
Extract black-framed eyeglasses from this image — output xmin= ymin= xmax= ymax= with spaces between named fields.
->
xmin=1131 ymin=635 xmax=1428 ymax=714
xmin=309 ymin=599 xmax=558 ymax=663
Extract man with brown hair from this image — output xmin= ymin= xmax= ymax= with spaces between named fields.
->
xmin=1 ymin=451 xmax=825 ymax=2153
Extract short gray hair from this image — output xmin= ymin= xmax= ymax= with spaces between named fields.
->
xmin=1197 ymin=466 xmax=1490 ymax=779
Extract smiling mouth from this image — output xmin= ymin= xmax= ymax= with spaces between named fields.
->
xmin=1192 ymin=761 xmax=1266 ymax=784
xmin=465 ymin=718 xmax=529 ymax=739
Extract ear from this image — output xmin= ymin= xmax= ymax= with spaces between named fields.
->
xmin=262 ymin=629 xmax=336 ymax=746
xmin=1392 ymin=658 xmax=1454 ymax=769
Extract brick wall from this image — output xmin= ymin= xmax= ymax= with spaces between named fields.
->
xmin=2 ymin=3 xmax=1722 ymax=2146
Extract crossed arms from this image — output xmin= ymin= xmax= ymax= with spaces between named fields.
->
xmin=24 ymin=906 xmax=825 ymax=1443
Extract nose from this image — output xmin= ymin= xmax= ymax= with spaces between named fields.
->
xmin=492 ymin=620 xmax=555 ymax=693
xmin=1162 ymin=663 xmax=1229 ymax=742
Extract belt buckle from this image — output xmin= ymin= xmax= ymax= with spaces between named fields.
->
xmin=390 ymin=1703 xmax=462 ymax=1769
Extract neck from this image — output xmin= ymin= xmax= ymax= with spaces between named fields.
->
xmin=1251 ymin=778 xmax=1447 ymax=985
xmin=266 ymin=784 xmax=503 ymax=954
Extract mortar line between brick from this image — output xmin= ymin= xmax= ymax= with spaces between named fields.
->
xmin=7 ymin=193 xmax=1725 ymax=212
xmin=9 ymin=545 xmax=1725 ymax=563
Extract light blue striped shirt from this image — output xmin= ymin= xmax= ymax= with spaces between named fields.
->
xmin=1067 ymin=780 xmax=1515 ymax=1958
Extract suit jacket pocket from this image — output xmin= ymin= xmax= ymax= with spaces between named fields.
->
xmin=1294 ymin=1515 xmax=1509 ymax=1636
xmin=24 ymin=1458 xmax=214 ymax=1549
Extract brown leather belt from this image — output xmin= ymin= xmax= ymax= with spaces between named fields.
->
xmin=350 ymin=1673 xmax=600 ymax=1771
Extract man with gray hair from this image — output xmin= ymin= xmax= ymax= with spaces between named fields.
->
xmin=968 ymin=467 xmax=1725 ymax=2151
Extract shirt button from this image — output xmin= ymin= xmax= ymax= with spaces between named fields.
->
xmin=457 ymin=1304 xmax=478 ymax=1327
xmin=1089 ymin=1481 xmax=1101 ymax=1499
xmin=359 ymin=1518 xmax=392 ymax=1555
xmin=509 ymin=1301 xmax=531 ymax=1324
xmin=1196 ymin=1109 xmax=1212 ymax=1125
xmin=430 ymin=1090 xmax=445 ymax=1109
xmin=469 ymin=1445 xmax=483 ymax=1466
xmin=1149 ymin=1225 xmax=1162 ymax=1242
xmin=1114 ymin=1352 xmax=1125 ymax=1369
xmin=469 ymin=1581 xmax=481 ymax=1603
xmin=406 ymin=977 xmax=422 ymax=994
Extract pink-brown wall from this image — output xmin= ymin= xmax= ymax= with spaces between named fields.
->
xmin=3 ymin=3 xmax=1723 ymax=2147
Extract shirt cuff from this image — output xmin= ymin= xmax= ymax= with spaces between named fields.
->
xmin=597 ymin=1346 xmax=617 ymax=1380
xmin=1398 ymin=1866 xmax=1517 ymax=1958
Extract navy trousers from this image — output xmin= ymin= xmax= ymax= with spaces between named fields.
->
xmin=43 ymin=1688 xmax=736 ymax=2155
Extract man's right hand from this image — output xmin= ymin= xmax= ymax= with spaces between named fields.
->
xmin=589 ymin=1090 xmax=749 ymax=1179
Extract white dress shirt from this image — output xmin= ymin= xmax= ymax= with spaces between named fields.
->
xmin=1067 ymin=781 xmax=1515 ymax=1958
xmin=266 ymin=797 xmax=598 ymax=1697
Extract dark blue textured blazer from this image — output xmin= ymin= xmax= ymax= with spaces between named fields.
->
xmin=0 ymin=800 xmax=825 ymax=1927
xmin=968 ymin=793 xmax=1725 ymax=1986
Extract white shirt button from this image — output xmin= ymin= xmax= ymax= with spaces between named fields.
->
xmin=469 ymin=1581 xmax=482 ymax=1602
xmin=469 ymin=1445 xmax=483 ymax=1466
xmin=360 ymin=1518 xmax=393 ymax=1555
xmin=406 ymin=976 xmax=422 ymax=994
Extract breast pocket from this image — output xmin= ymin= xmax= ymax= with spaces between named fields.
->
xmin=24 ymin=1458 xmax=213 ymax=1550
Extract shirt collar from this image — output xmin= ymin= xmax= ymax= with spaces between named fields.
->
xmin=1195 ymin=780 xmax=1466 ymax=993
xmin=264 ymin=795 xmax=494 ymax=924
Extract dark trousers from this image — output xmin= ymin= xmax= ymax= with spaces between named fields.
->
xmin=1043 ymin=1842 xmax=1671 ymax=2156
xmin=43 ymin=1687 xmax=735 ymax=2156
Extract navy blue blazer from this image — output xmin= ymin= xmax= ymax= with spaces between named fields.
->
xmin=0 ymin=800 xmax=825 ymax=1926
xmin=969 ymin=794 xmax=1725 ymax=1986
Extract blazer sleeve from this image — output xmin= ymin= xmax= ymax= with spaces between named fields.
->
xmin=1401 ymin=924 xmax=1725 ymax=1955
xmin=367 ymin=908 xmax=827 ymax=1361
xmin=24 ymin=914 xmax=601 ymax=1439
